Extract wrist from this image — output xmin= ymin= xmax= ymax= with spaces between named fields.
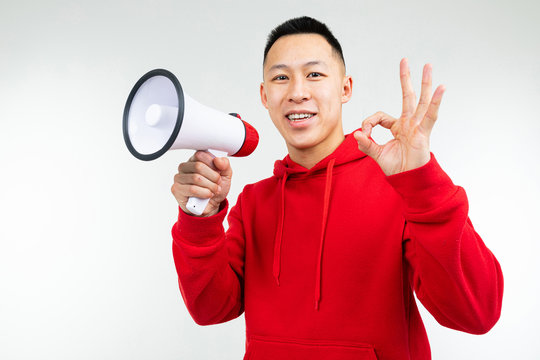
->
xmin=385 ymin=151 xmax=430 ymax=176
xmin=404 ymin=152 xmax=431 ymax=173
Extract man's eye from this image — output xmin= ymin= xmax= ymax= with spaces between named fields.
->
xmin=273 ymin=75 xmax=288 ymax=81
xmin=308 ymin=72 xmax=322 ymax=78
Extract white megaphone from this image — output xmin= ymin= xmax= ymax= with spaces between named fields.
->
xmin=123 ymin=68 xmax=259 ymax=215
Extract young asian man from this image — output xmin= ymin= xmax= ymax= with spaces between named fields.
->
xmin=170 ymin=16 xmax=503 ymax=360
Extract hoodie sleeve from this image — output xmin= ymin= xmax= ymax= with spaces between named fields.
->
xmin=171 ymin=197 xmax=246 ymax=326
xmin=386 ymin=154 xmax=503 ymax=334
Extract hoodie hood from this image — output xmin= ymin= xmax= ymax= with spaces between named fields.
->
xmin=271 ymin=131 xmax=367 ymax=310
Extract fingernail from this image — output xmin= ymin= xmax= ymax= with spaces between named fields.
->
xmin=217 ymin=186 xmax=222 ymax=193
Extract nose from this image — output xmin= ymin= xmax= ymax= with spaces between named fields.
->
xmin=288 ymin=78 xmax=310 ymax=103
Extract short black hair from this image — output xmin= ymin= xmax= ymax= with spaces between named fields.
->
xmin=263 ymin=16 xmax=345 ymax=68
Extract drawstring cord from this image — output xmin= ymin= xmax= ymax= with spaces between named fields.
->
xmin=272 ymin=159 xmax=335 ymax=311
xmin=315 ymin=159 xmax=335 ymax=310
xmin=272 ymin=172 xmax=288 ymax=286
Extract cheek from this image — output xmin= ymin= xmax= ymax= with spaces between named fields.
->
xmin=265 ymin=91 xmax=285 ymax=128
xmin=316 ymin=88 xmax=340 ymax=113
xmin=265 ymin=90 xmax=283 ymax=111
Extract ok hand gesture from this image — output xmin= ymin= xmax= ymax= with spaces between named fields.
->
xmin=354 ymin=58 xmax=446 ymax=176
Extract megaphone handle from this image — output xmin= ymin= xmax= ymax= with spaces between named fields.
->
xmin=186 ymin=149 xmax=228 ymax=216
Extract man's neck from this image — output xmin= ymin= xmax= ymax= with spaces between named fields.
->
xmin=287 ymin=134 xmax=346 ymax=169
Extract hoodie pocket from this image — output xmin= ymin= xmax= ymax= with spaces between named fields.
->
xmin=244 ymin=336 xmax=378 ymax=360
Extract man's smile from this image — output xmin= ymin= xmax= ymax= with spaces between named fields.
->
xmin=284 ymin=112 xmax=318 ymax=128
xmin=286 ymin=113 xmax=316 ymax=121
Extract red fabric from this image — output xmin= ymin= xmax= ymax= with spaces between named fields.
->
xmin=172 ymin=131 xmax=503 ymax=360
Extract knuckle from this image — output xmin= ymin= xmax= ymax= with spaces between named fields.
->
xmin=402 ymin=92 xmax=413 ymax=99
xmin=194 ymin=174 xmax=204 ymax=184
xmin=193 ymin=150 xmax=203 ymax=159
xmin=195 ymin=151 xmax=209 ymax=163
xmin=188 ymin=185 xmax=199 ymax=196
xmin=178 ymin=162 xmax=188 ymax=172
xmin=194 ymin=162 xmax=204 ymax=173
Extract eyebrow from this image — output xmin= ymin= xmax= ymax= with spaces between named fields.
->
xmin=268 ymin=60 xmax=327 ymax=72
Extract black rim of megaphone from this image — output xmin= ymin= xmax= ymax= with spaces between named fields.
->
xmin=123 ymin=68 xmax=185 ymax=161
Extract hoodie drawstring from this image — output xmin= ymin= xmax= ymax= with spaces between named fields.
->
xmin=315 ymin=158 xmax=335 ymax=310
xmin=272 ymin=172 xmax=288 ymax=286
xmin=272 ymin=159 xmax=336 ymax=310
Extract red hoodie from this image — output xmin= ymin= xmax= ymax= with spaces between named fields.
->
xmin=172 ymin=131 xmax=503 ymax=360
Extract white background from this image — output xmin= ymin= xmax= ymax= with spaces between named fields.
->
xmin=1 ymin=0 xmax=539 ymax=359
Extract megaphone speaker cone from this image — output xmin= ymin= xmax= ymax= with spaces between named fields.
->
xmin=123 ymin=69 xmax=184 ymax=161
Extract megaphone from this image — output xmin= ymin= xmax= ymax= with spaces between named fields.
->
xmin=123 ymin=68 xmax=259 ymax=215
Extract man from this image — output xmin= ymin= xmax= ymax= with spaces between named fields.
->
xmin=170 ymin=16 xmax=503 ymax=360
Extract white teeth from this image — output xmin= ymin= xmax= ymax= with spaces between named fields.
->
xmin=287 ymin=113 xmax=314 ymax=121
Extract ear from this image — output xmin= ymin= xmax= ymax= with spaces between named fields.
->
xmin=341 ymin=75 xmax=353 ymax=104
xmin=260 ymin=82 xmax=269 ymax=109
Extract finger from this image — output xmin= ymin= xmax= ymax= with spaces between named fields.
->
xmin=171 ymin=182 xmax=215 ymax=200
xmin=353 ymin=130 xmax=383 ymax=161
xmin=175 ymin=172 xmax=220 ymax=195
xmin=415 ymin=63 xmax=432 ymax=120
xmin=400 ymin=58 xmax=416 ymax=117
xmin=361 ymin=111 xmax=397 ymax=137
xmin=170 ymin=183 xmax=215 ymax=210
xmin=213 ymin=157 xmax=233 ymax=179
xmin=171 ymin=183 xmax=188 ymax=205
xmin=194 ymin=150 xmax=218 ymax=170
xmin=421 ymin=85 xmax=446 ymax=132
xmin=178 ymin=160 xmax=221 ymax=184
xmin=184 ymin=150 xmax=214 ymax=170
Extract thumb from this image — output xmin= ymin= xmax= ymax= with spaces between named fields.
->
xmin=213 ymin=157 xmax=233 ymax=178
xmin=353 ymin=130 xmax=381 ymax=160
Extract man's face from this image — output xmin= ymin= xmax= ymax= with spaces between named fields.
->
xmin=260 ymin=34 xmax=352 ymax=158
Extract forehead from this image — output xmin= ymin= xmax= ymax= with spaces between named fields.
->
xmin=264 ymin=33 xmax=340 ymax=71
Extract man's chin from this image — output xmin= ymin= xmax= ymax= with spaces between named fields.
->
xmin=285 ymin=137 xmax=319 ymax=152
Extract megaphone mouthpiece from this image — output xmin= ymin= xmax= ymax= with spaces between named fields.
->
xmin=232 ymin=118 xmax=259 ymax=157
